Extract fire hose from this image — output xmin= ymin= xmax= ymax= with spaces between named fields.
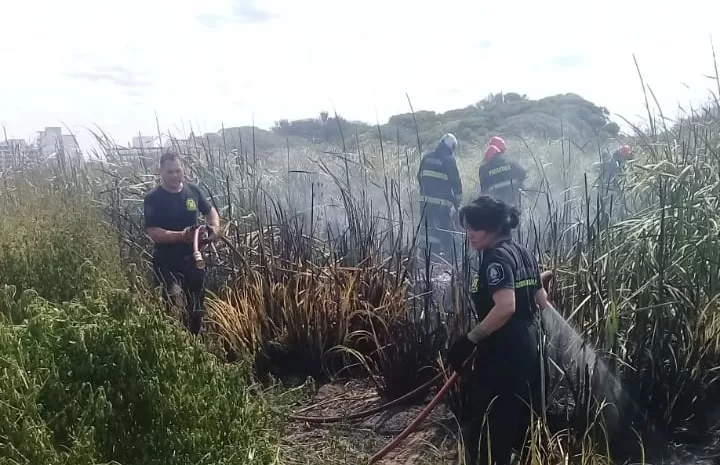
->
xmin=370 ymin=270 xmax=554 ymax=462
xmin=192 ymin=226 xmax=206 ymax=270
xmin=290 ymin=372 xmax=444 ymax=423
xmin=370 ymin=370 xmax=462 ymax=464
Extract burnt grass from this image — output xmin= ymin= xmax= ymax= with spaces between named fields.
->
xmin=281 ymin=378 xmax=458 ymax=465
xmin=279 ymin=374 xmax=590 ymax=465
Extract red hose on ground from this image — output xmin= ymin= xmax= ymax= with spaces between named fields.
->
xmin=369 ymin=371 xmax=461 ymax=464
xmin=291 ymin=372 xmax=443 ymax=423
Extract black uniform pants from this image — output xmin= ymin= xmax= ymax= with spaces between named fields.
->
xmin=418 ymin=201 xmax=455 ymax=257
xmin=153 ymin=258 xmax=207 ymax=335
xmin=460 ymin=327 xmax=543 ymax=464
xmin=460 ymin=381 xmax=536 ymax=465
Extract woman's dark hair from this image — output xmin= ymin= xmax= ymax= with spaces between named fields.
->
xmin=459 ymin=195 xmax=520 ymax=235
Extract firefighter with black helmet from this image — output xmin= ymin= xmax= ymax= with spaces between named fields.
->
xmin=478 ymin=136 xmax=526 ymax=208
xmin=417 ymin=133 xmax=463 ymax=258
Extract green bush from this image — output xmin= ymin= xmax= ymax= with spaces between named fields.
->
xmin=0 ymin=287 xmax=288 ymax=465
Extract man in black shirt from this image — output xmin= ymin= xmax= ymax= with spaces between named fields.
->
xmin=143 ymin=151 xmax=221 ymax=335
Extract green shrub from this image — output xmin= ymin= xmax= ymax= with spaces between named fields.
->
xmin=0 ymin=288 xmax=289 ymax=465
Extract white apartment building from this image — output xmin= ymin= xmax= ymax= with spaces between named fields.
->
xmin=35 ymin=127 xmax=82 ymax=161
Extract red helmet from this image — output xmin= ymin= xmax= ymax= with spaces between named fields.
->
xmin=484 ymin=144 xmax=503 ymax=162
xmin=488 ymin=135 xmax=506 ymax=153
xmin=617 ymin=144 xmax=633 ymax=158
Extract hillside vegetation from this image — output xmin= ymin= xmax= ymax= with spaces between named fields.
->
xmin=167 ymin=92 xmax=621 ymax=159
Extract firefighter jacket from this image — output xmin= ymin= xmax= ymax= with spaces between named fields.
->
xmin=416 ymin=149 xmax=463 ymax=209
xmin=478 ymin=155 xmax=526 ymax=195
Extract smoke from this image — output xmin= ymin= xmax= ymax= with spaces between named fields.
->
xmin=249 ymin=144 xmax=420 ymax=257
xmin=504 ymin=136 xmax=624 ymax=252
xmin=243 ymin=135 xmax=626 ymax=264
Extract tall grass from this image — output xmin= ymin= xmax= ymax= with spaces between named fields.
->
xmin=0 ymin=178 xmax=127 ymax=302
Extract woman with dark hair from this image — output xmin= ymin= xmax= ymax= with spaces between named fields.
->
xmin=446 ymin=195 xmax=550 ymax=465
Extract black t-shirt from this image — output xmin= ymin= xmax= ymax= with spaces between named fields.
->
xmin=469 ymin=236 xmax=543 ymax=386
xmin=470 ymin=236 xmax=541 ymax=338
xmin=143 ymin=183 xmax=212 ymax=265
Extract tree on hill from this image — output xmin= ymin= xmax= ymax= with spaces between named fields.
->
xmin=215 ymin=126 xmax=290 ymax=156
xmin=254 ymin=93 xmax=621 ymax=153
xmin=381 ymin=92 xmax=620 ymax=149
xmin=272 ymin=112 xmax=372 ymax=146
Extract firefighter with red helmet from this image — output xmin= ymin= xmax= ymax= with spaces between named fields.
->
xmin=597 ymin=144 xmax=633 ymax=191
xmin=478 ymin=136 xmax=527 ymax=208
xmin=616 ymin=144 xmax=633 ymax=160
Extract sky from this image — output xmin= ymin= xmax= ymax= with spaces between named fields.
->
xmin=1 ymin=0 xmax=719 ymax=150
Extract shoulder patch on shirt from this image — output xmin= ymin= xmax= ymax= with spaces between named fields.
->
xmin=186 ymin=198 xmax=197 ymax=212
xmin=486 ymin=262 xmax=504 ymax=286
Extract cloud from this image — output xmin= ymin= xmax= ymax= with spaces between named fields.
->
xmin=197 ymin=0 xmax=272 ymax=27
xmin=196 ymin=14 xmax=227 ymax=28
xmin=231 ymin=0 xmax=272 ymax=22
xmin=551 ymin=55 xmax=585 ymax=68
xmin=67 ymin=66 xmax=152 ymax=89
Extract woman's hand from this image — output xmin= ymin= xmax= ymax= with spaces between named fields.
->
xmin=447 ymin=336 xmax=477 ymax=373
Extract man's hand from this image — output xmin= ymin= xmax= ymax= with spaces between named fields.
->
xmin=197 ymin=224 xmax=221 ymax=247
xmin=446 ymin=335 xmax=477 ymax=373
xmin=204 ymin=224 xmax=221 ymax=242
xmin=182 ymin=226 xmax=197 ymax=244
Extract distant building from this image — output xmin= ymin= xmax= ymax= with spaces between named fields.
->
xmin=35 ymin=127 xmax=82 ymax=161
xmin=131 ymin=135 xmax=157 ymax=149
xmin=114 ymin=130 xmax=230 ymax=163
xmin=109 ymin=135 xmax=165 ymax=162
xmin=0 ymin=139 xmax=29 ymax=156
xmin=185 ymin=132 xmax=223 ymax=152
xmin=112 ymin=146 xmax=165 ymax=161
xmin=0 ymin=127 xmax=84 ymax=170
xmin=0 ymin=139 xmax=39 ymax=169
